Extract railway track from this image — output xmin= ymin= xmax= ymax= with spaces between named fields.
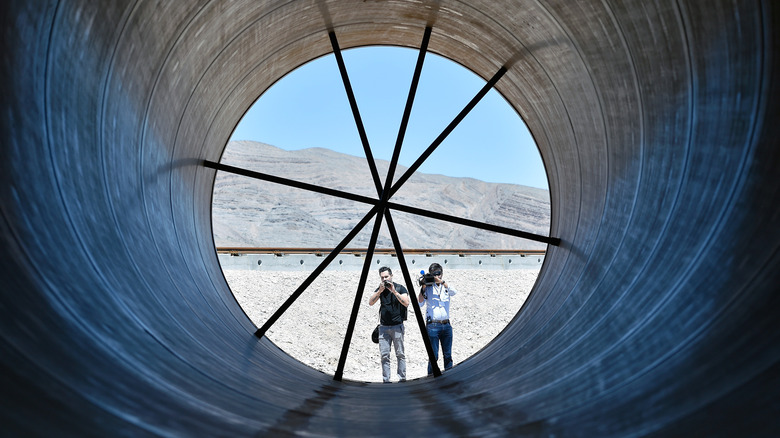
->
xmin=216 ymin=247 xmax=546 ymax=257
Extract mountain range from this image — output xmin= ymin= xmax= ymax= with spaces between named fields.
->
xmin=211 ymin=140 xmax=551 ymax=250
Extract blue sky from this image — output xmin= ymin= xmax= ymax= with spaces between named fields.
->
xmin=229 ymin=46 xmax=548 ymax=190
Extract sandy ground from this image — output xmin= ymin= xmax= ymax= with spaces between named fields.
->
xmin=225 ymin=268 xmax=539 ymax=382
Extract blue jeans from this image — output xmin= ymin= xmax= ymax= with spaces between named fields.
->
xmin=426 ymin=322 xmax=453 ymax=375
xmin=379 ymin=324 xmax=406 ymax=382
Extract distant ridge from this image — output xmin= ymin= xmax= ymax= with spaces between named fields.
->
xmin=212 ymin=140 xmax=551 ymax=250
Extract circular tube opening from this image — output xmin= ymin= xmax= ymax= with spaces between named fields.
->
xmin=213 ymin=46 xmax=551 ymax=382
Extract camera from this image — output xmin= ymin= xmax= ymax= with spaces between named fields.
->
xmin=418 ymin=273 xmax=436 ymax=286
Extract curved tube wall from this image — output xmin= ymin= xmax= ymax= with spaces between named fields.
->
xmin=2 ymin=1 xmax=778 ymax=436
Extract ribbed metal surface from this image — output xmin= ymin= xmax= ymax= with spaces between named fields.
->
xmin=1 ymin=1 xmax=778 ymax=436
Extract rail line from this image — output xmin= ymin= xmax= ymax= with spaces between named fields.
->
xmin=216 ymin=247 xmax=546 ymax=257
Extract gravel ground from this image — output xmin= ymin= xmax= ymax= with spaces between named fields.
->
xmin=225 ymin=268 xmax=539 ymax=382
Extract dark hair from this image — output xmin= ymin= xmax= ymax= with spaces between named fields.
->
xmin=428 ymin=263 xmax=442 ymax=274
xmin=379 ymin=266 xmax=392 ymax=276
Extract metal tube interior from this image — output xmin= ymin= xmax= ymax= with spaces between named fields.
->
xmin=2 ymin=1 xmax=778 ymax=436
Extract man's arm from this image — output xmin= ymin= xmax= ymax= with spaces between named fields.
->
xmin=443 ymin=281 xmax=456 ymax=296
xmin=390 ymin=284 xmax=410 ymax=307
xmin=395 ymin=290 xmax=410 ymax=307
xmin=368 ymin=285 xmax=383 ymax=306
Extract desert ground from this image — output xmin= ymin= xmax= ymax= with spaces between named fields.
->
xmin=225 ymin=268 xmax=539 ymax=382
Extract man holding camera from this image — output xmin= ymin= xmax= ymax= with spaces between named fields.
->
xmin=418 ymin=262 xmax=458 ymax=375
xmin=369 ymin=266 xmax=410 ymax=383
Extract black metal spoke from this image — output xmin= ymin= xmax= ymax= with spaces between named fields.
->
xmin=384 ymin=209 xmax=442 ymax=377
xmin=329 ymin=31 xmax=384 ymax=196
xmin=387 ymin=201 xmax=561 ymax=246
xmin=254 ymin=205 xmax=380 ymax=339
xmin=209 ymin=25 xmax=561 ymax=382
xmin=389 ymin=66 xmax=508 ymax=198
xmin=384 ymin=26 xmax=432 ymax=191
xmin=203 ymin=160 xmax=377 ymax=206
xmin=334 ymin=207 xmax=385 ymax=381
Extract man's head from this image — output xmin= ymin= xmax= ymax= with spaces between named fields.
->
xmin=428 ymin=263 xmax=443 ymax=282
xmin=379 ymin=266 xmax=393 ymax=283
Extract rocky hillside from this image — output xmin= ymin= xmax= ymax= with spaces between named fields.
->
xmin=212 ymin=141 xmax=551 ymax=250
